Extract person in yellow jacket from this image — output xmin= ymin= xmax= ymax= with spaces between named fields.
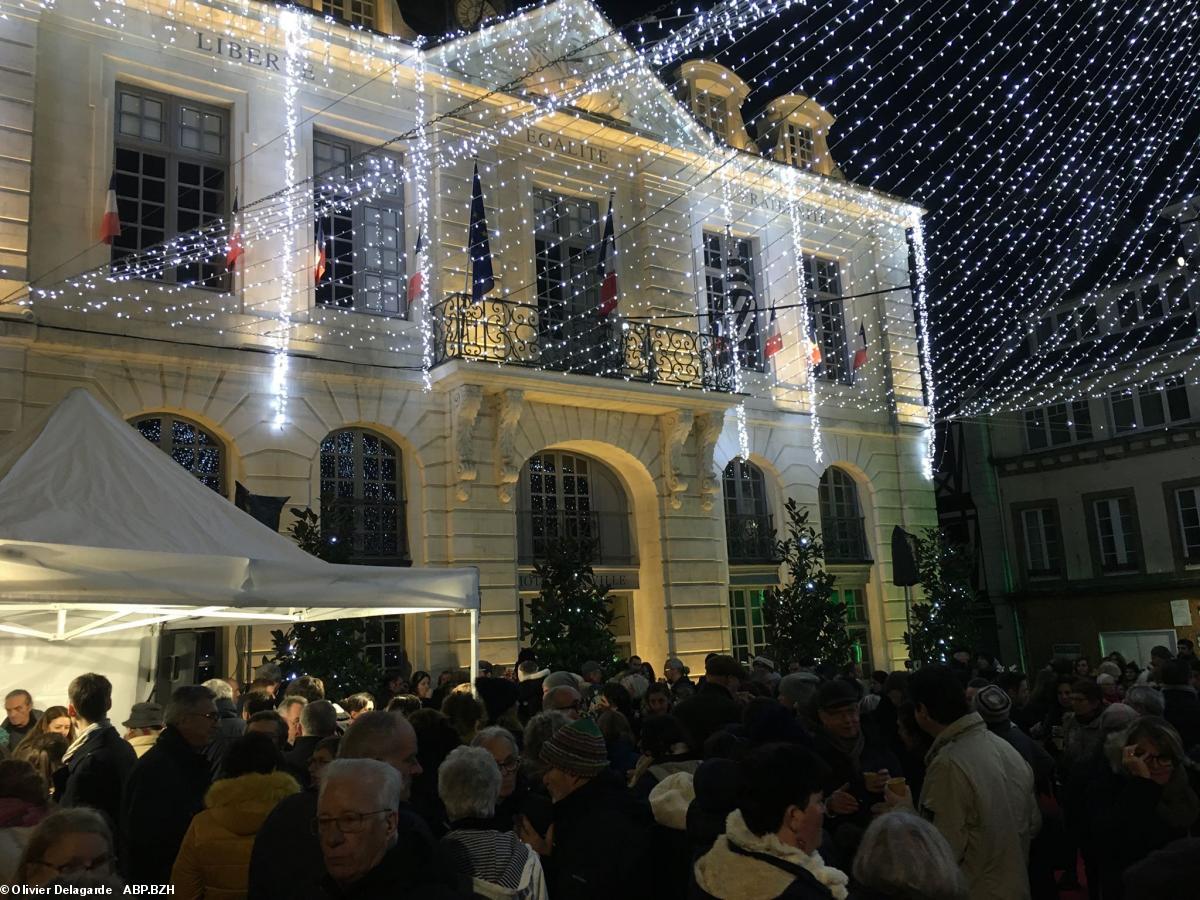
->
xmin=171 ymin=732 xmax=300 ymax=900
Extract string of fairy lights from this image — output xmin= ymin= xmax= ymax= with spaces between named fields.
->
xmin=5 ymin=0 xmax=1198 ymax=437
xmin=16 ymin=0 xmax=916 ymax=429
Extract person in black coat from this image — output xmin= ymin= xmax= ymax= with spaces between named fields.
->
xmin=672 ymin=655 xmax=745 ymax=753
xmin=1160 ymin=659 xmax=1200 ymax=755
xmin=1088 ymin=717 xmax=1200 ymax=900
xmin=313 ymin=758 xmax=465 ymax=900
xmin=202 ymin=677 xmax=246 ymax=776
xmin=121 ymin=685 xmax=217 ymax=885
xmin=807 ymin=680 xmax=901 ymax=867
xmin=517 ymin=718 xmax=653 ymax=900
xmin=285 ymin=700 xmax=339 ymax=788
xmin=248 ymin=710 xmax=451 ymax=900
xmin=56 ymin=673 xmax=138 ymax=832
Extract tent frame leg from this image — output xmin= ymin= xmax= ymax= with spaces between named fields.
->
xmin=469 ymin=609 xmax=479 ymax=684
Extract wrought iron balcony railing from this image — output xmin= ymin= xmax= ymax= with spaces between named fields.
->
xmin=431 ymin=294 xmax=736 ymax=392
xmin=823 ymin=516 xmax=872 ymax=564
xmin=726 ymin=514 xmax=779 ymax=565
xmin=517 ymin=509 xmax=636 ymax=567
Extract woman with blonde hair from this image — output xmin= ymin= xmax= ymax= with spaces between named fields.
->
xmin=851 ymin=810 xmax=968 ymax=900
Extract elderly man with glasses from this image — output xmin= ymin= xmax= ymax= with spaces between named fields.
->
xmin=121 ymin=685 xmax=218 ymax=885
xmin=315 ymin=759 xmax=404 ymax=896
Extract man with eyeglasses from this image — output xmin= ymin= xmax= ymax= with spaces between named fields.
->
xmin=314 ymin=758 xmax=408 ymax=896
xmin=543 ymin=685 xmax=583 ymax=721
xmin=57 ymin=673 xmax=138 ymax=834
xmin=121 ymin=684 xmax=218 ymax=885
xmin=249 ymin=710 xmax=466 ymax=900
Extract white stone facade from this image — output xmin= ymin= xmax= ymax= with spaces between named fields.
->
xmin=0 ymin=0 xmax=936 ymax=677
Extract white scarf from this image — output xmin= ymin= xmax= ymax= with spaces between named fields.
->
xmin=62 ymin=719 xmax=108 ymax=763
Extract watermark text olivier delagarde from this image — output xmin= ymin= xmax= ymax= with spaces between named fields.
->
xmin=0 ymin=887 xmax=176 ymax=896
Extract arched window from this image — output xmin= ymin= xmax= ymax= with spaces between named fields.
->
xmin=819 ymin=467 xmax=871 ymax=563
xmin=517 ymin=451 xmax=632 ymax=566
xmin=320 ymin=428 xmax=407 ymax=565
xmin=131 ymin=413 xmax=224 ymax=494
xmin=723 ymin=459 xmax=774 ymax=563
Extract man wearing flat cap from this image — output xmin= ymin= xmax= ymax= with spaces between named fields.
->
xmin=808 ymin=677 xmax=903 ymax=861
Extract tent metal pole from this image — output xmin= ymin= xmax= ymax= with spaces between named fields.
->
xmin=469 ymin=608 xmax=479 ymax=685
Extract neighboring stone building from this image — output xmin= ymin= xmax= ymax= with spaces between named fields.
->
xmin=938 ymin=197 xmax=1200 ymax=667
xmin=0 ymin=0 xmax=935 ymax=683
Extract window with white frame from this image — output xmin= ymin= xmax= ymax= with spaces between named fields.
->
xmin=112 ymin=85 xmax=228 ymax=287
xmin=835 ymin=587 xmax=872 ymax=671
xmin=704 ymin=230 xmax=764 ymax=372
xmin=693 ymin=90 xmax=728 ymax=136
xmin=322 ymin=0 xmax=377 ymax=28
xmin=804 ymin=254 xmax=849 ymax=382
xmin=131 ymin=414 xmax=225 ymax=494
xmin=723 ymin=459 xmax=774 ymax=563
xmin=1091 ymin=496 xmax=1139 ymax=572
xmin=1019 ymin=506 xmax=1061 ymax=577
xmin=313 ymin=133 xmax=407 ymax=317
xmin=1023 ymin=400 xmax=1093 ymax=450
xmin=1174 ymin=487 xmax=1200 ymax=563
xmin=784 ymin=123 xmax=815 ymax=167
xmin=1109 ymin=375 xmax=1191 ymax=434
xmin=1030 ymin=305 xmax=1098 ymax=352
xmin=729 ymin=587 xmax=769 ymax=662
xmin=364 ymin=616 xmax=406 ymax=673
xmin=319 ymin=428 xmax=407 ymax=565
xmin=1116 ymin=278 xmax=1191 ymax=331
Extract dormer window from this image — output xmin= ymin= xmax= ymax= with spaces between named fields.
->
xmin=694 ymin=91 xmax=728 ymax=136
xmin=762 ymin=94 xmax=841 ymax=179
xmin=677 ymin=60 xmax=756 ymax=152
xmin=784 ymin=123 xmax=815 ymax=168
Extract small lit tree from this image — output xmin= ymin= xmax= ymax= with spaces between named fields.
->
xmin=763 ymin=499 xmax=853 ymax=669
xmin=523 ymin=537 xmax=619 ymax=675
xmin=904 ymin=528 xmax=982 ymax=666
xmin=269 ymin=507 xmax=382 ymax=697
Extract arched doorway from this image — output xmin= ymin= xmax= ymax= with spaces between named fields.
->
xmin=515 ymin=449 xmax=637 ymax=658
xmin=720 ymin=458 xmax=780 ymax=663
xmin=819 ymin=465 xmax=874 ymax=669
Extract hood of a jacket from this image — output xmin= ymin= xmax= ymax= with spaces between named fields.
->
xmin=648 ymin=771 xmax=695 ymax=831
xmin=203 ymin=771 xmax=301 ymax=835
xmin=693 ymin=810 xmax=848 ymax=900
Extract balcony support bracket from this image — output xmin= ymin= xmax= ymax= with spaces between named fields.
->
xmin=694 ymin=411 xmax=725 ymax=511
xmin=493 ymin=389 xmax=526 ymax=504
xmin=451 ymin=384 xmax=483 ymax=502
xmin=660 ymin=410 xmax=694 ymax=509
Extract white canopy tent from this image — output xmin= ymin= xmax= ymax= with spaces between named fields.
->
xmin=0 ymin=388 xmax=479 ymax=675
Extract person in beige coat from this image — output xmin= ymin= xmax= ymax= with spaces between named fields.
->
xmin=909 ymin=666 xmax=1041 ymax=900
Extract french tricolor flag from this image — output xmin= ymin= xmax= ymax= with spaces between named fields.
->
xmin=764 ymin=306 xmax=783 ymax=360
xmin=597 ymin=198 xmax=618 ymax=316
xmin=100 ymin=172 xmax=121 ymax=245
xmin=407 ymin=228 xmax=425 ymax=302
xmin=314 ymin=220 xmax=327 ymax=285
xmin=853 ymin=321 xmax=869 ymax=372
xmin=225 ymin=188 xmax=244 ymax=271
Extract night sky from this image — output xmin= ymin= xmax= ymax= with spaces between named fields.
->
xmin=593 ymin=0 xmax=1200 ymax=416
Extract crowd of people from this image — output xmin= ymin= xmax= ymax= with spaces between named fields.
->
xmin=1 ymin=642 xmax=1199 ymax=899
